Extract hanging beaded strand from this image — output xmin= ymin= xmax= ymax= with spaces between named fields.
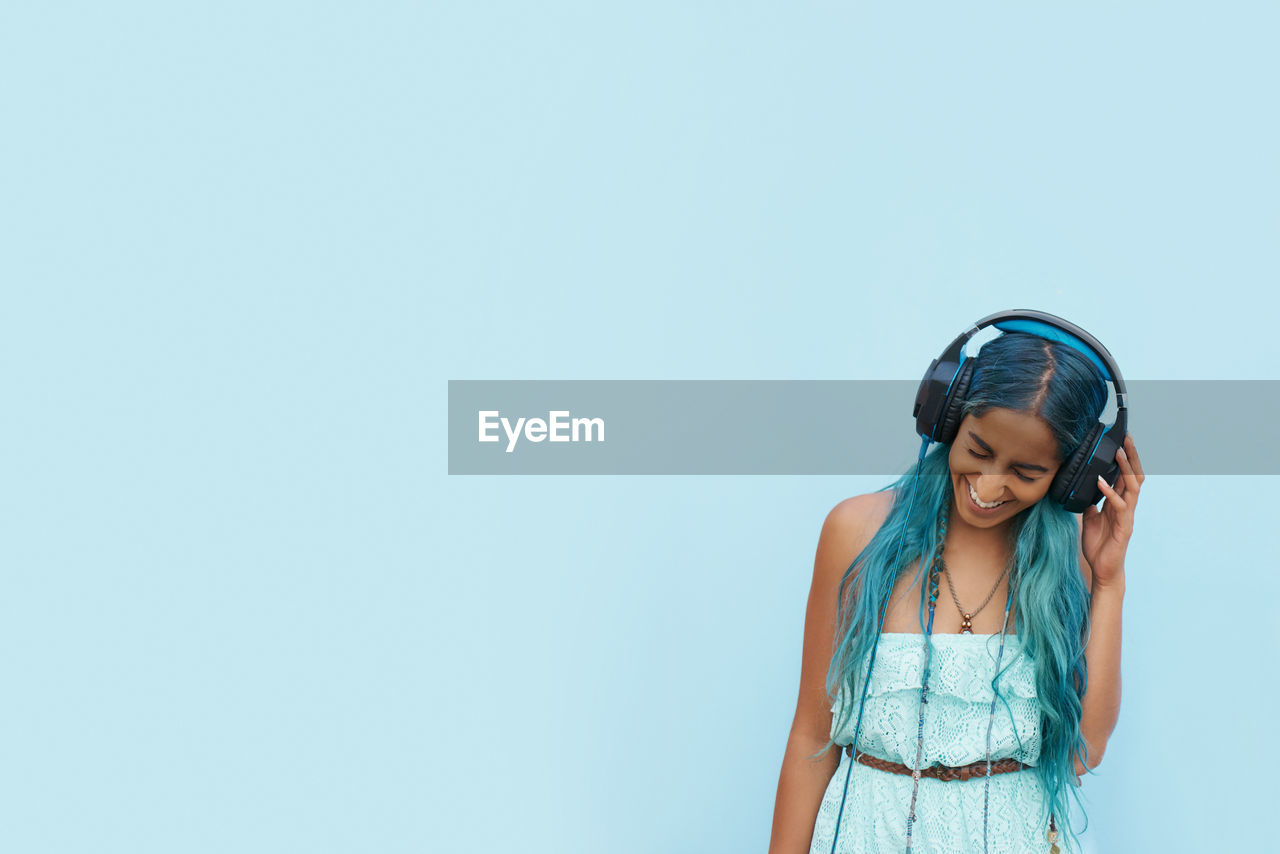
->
xmin=981 ymin=561 xmax=1016 ymax=854
xmin=902 ymin=503 xmax=949 ymax=853
xmin=968 ymin=540 xmax=1060 ymax=854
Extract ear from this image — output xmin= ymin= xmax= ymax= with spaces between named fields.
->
xmin=1074 ymin=513 xmax=1093 ymax=595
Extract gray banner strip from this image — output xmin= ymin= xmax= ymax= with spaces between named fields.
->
xmin=447 ymin=380 xmax=1274 ymax=475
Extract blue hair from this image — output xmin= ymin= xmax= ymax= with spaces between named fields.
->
xmin=809 ymin=331 xmax=1109 ymax=852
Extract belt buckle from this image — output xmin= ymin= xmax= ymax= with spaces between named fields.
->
xmin=934 ymin=763 xmax=964 ymax=782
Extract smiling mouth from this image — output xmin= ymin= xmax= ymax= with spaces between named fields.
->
xmin=963 ymin=476 xmax=1012 ymax=510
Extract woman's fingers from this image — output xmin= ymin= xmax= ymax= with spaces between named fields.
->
xmin=1114 ymin=439 xmax=1143 ymax=503
xmin=1097 ymin=473 xmax=1128 ymax=513
xmin=1124 ymin=433 xmax=1145 ymax=483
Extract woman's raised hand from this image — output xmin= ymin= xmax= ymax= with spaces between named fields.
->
xmin=1081 ymin=433 xmax=1144 ymax=590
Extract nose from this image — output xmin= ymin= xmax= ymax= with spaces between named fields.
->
xmin=969 ymin=473 xmax=1011 ymax=503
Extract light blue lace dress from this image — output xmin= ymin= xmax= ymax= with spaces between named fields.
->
xmin=808 ymin=632 xmax=1061 ymax=854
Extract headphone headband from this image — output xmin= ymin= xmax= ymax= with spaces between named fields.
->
xmin=932 ymin=308 xmax=1128 ymax=431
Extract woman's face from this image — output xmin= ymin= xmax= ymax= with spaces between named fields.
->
xmin=947 ymin=407 xmax=1063 ymax=529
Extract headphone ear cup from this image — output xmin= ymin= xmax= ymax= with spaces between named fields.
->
xmin=1049 ymin=422 xmax=1105 ymax=511
xmin=934 ymin=360 xmax=974 ymax=445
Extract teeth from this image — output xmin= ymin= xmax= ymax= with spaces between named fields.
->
xmin=968 ymin=479 xmax=1009 ymax=509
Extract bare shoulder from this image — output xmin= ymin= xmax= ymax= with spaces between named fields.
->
xmin=815 ymin=490 xmax=897 ymax=583
xmin=823 ymin=490 xmax=895 ymax=542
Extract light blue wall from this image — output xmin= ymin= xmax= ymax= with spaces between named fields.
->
xmin=2 ymin=2 xmax=1274 ymax=852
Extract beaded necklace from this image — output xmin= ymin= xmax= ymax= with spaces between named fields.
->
xmin=902 ymin=502 xmax=1019 ymax=854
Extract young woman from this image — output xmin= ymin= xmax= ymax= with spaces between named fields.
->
xmin=769 ymin=312 xmax=1143 ymax=854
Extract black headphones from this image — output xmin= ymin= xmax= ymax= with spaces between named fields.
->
xmin=911 ymin=308 xmax=1129 ymax=513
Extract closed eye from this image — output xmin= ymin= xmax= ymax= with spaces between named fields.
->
xmin=968 ymin=449 xmax=1037 ymax=483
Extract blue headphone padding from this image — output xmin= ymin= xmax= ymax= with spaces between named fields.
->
xmin=992 ymin=318 xmax=1113 ymax=381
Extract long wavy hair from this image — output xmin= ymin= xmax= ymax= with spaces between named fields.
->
xmin=811 ymin=330 xmax=1110 ymax=851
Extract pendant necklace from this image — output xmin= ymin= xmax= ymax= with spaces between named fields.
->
xmin=943 ymin=553 xmax=1011 ymax=633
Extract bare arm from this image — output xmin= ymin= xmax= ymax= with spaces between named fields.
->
xmin=1073 ymin=514 xmax=1124 ymax=778
xmin=768 ymin=494 xmax=885 ymax=854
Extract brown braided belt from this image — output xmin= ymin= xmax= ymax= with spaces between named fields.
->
xmin=844 ymin=744 xmax=1031 ymax=782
